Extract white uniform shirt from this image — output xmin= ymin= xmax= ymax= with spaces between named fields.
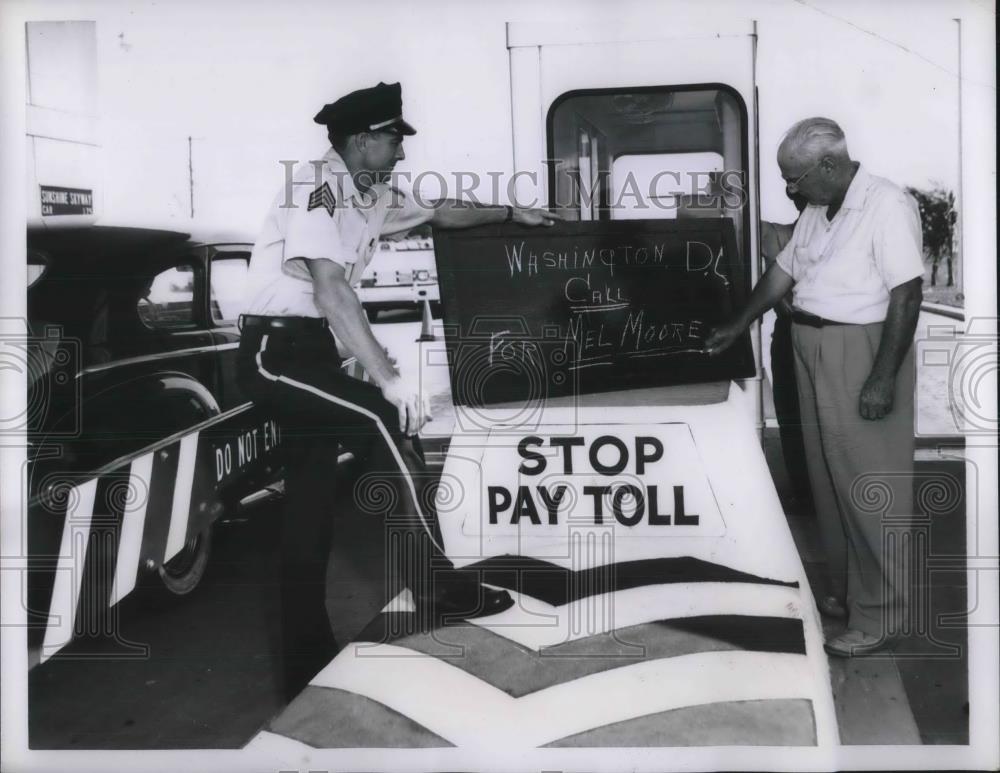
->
xmin=244 ymin=148 xmax=432 ymax=317
xmin=775 ymin=165 xmax=924 ymax=324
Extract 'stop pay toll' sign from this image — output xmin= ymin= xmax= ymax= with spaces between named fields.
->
xmin=472 ymin=423 xmax=726 ymax=539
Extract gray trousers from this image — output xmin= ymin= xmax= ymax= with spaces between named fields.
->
xmin=791 ymin=321 xmax=915 ymax=637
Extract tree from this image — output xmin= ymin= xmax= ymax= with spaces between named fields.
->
xmin=906 ymin=184 xmax=957 ymax=287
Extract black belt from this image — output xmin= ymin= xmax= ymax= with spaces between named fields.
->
xmin=791 ymin=310 xmax=851 ymax=328
xmin=238 ymin=314 xmax=328 ymax=332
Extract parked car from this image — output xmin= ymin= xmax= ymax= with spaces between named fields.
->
xmin=357 ymin=230 xmax=441 ymax=321
xmin=24 ymin=223 xmax=316 ymax=661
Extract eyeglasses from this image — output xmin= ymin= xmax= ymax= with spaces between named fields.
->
xmin=784 ymin=159 xmax=823 ymax=192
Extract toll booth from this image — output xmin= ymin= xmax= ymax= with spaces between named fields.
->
xmin=246 ymin=215 xmax=839 ymax=754
xmin=507 ymin=17 xmax=765 ymax=431
xmin=246 ymin=21 xmax=841 ymax=753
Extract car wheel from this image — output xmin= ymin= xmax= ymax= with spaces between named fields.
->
xmin=431 ymin=302 xmax=443 ymax=318
xmin=156 ymin=527 xmax=212 ymax=596
xmin=366 ymin=307 xmax=379 ymax=322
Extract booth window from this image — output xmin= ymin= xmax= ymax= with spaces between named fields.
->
xmin=547 ymin=85 xmax=749 ymax=256
xmin=27 ymin=250 xmax=49 ymax=289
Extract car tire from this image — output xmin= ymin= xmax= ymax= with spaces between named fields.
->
xmin=155 ymin=527 xmax=212 ymax=597
xmin=366 ymin=307 xmax=379 ymax=323
xmin=431 ymin=301 xmax=443 ymax=318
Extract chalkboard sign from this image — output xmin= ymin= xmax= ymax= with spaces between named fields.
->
xmin=432 ymin=219 xmax=755 ymax=406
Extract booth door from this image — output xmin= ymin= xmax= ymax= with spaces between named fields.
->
xmin=507 ymin=19 xmax=763 ymax=425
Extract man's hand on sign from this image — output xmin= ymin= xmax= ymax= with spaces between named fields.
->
xmin=380 ymin=376 xmax=431 ymax=436
xmin=704 ymin=321 xmax=743 ymax=357
xmin=513 ymin=207 xmax=564 ymax=227
xmin=859 ymin=372 xmax=895 ymax=420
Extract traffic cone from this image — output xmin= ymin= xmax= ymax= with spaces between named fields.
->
xmin=416 ymin=297 xmax=436 ymax=341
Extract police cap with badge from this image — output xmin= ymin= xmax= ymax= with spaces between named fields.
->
xmin=314 ymin=81 xmax=417 ymax=136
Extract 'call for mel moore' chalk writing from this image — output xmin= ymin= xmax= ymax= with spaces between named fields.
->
xmin=566 ymin=311 xmax=706 ymax=369
xmin=487 ymin=313 xmax=706 ymax=370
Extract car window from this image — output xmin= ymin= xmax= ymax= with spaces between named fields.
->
xmin=137 ymin=263 xmax=197 ymax=328
xmin=28 ymin=250 xmax=49 ymax=288
xmin=209 ymin=254 xmax=250 ymax=324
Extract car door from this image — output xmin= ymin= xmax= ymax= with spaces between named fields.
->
xmin=205 ymin=244 xmax=253 ymax=411
xmin=71 ymin=248 xmax=222 ymax=472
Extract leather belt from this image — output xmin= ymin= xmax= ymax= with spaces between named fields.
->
xmin=238 ymin=314 xmax=328 ymax=332
xmin=791 ymin=310 xmax=851 ymax=328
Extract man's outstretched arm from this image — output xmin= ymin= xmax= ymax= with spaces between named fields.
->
xmin=430 ymin=200 xmax=562 ymax=229
xmin=704 ymin=262 xmax=795 ymax=356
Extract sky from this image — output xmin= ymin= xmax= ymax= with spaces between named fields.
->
xmin=11 ymin=0 xmax=981 ymax=234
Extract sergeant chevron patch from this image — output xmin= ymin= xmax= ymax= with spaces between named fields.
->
xmin=307 ymin=182 xmax=337 ymax=216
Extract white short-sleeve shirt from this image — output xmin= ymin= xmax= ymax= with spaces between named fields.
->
xmin=775 ymin=165 xmax=924 ymax=324
xmin=243 ymin=148 xmax=432 ymax=317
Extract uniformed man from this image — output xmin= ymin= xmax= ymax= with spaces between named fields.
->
xmin=706 ymin=117 xmax=923 ymax=657
xmin=237 ymin=82 xmax=561 ymax=699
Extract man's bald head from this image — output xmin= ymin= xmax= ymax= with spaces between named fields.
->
xmin=778 ymin=117 xmax=850 ymax=168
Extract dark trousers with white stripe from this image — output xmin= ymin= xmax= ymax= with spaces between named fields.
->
xmin=237 ymin=324 xmax=455 ymax=697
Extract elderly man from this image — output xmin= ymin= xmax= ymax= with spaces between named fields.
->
xmin=239 ymin=82 xmax=561 ymax=698
xmin=706 ymin=117 xmax=923 ymax=657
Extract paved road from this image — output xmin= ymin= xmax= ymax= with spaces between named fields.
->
xmin=29 ymin=495 xmax=289 ymax=748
